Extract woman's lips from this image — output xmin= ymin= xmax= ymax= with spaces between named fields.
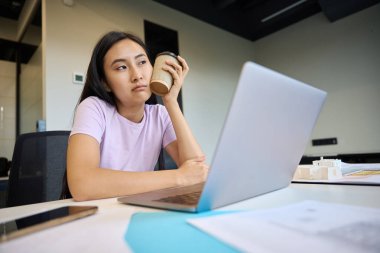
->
xmin=133 ymin=85 xmax=148 ymax=91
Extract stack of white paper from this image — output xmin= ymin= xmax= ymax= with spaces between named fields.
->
xmin=188 ymin=201 xmax=380 ymax=253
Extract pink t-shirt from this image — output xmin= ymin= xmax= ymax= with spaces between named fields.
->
xmin=70 ymin=96 xmax=176 ymax=172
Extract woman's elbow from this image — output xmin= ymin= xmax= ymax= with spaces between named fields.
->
xmin=68 ymin=178 xmax=96 ymax=202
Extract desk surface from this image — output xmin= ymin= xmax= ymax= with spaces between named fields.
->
xmin=0 ymin=183 xmax=379 ymax=253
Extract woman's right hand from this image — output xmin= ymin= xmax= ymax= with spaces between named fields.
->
xmin=175 ymin=156 xmax=209 ymax=186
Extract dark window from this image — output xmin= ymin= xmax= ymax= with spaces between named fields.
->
xmin=144 ymin=20 xmax=182 ymax=169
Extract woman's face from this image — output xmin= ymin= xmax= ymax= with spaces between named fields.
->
xmin=103 ymin=39 xmax=153 ymax=107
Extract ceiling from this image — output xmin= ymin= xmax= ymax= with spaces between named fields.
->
xmin=154 ymin=0 xmax=380 ymax=41
xmin=1 ymin=0 xmax=379 ymax=41
xmin=0 ymin=0 xmax=379 ymax=63
xmin=0 ymin=0 xmax=40 ymax=63
xmin=0 ymin=0 xmax=25 ymax=20
xmin=0 ymin=0 xmax=41 ymax=25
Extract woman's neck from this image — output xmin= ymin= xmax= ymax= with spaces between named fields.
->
xmin=116 ymin=102 xmax=145 ymax=123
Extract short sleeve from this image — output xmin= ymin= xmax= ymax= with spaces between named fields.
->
xmin=70 ymin=97 xmax=106 ymax=143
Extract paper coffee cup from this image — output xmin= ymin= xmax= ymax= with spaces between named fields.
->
xmin=150 ymin=51 xmax=179 ymax=96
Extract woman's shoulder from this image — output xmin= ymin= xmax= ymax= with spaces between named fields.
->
xmin=80 ymin=96 xmax=106 ymax=106
xmin=79 ymin=96 xmax=115 ymax=112
xmin=144 ymin=103 xmax=168 ymax=116
xmin=144 ymin=104 xmax=171 ymax=126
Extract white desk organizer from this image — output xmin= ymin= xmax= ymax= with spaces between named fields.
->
xmin=294 ymin=157 xmax=343 ymax=180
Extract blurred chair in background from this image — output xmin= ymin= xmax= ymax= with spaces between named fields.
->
xmin=6 ymin=131 xmax=70 ymax=207
xmin=0 ymin=157 xmax=9 ymax=177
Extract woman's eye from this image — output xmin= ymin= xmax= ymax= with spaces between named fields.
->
xmin=116 ymin=65 xmax=127 ymax=70
xmin=138 ymin=60 xmax=147 ymax=65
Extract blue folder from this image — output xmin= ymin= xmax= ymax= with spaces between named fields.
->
xmin=124 ymin=211 xmax=239 ymax=253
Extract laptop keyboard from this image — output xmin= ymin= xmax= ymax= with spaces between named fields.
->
xmin=153 ymin=191 xmax=202 ymax=205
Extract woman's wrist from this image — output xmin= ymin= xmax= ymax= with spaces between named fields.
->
xmin=163 ymin=97 xmax=180 ymax=109
xmin=172 ymin=168 xmax=185 ymax=187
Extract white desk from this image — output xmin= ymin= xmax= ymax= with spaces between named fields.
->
xmin=0 ymin=183 xmax=379 ymax=253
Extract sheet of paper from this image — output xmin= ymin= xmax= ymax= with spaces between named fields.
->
xmin=188 ymin=201 xmax=380 ymax=253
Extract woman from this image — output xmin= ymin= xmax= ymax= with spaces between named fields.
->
xmin=67 ymin=31 xmax=208 ymax=201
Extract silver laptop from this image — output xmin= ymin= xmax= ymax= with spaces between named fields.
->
xmin=118 ymin=62 xmax=327 ymax=212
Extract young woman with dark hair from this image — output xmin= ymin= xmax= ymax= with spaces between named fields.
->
xmin=66 ymin=31 xmax=208 ymax=201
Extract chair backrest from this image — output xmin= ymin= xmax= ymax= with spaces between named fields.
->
xmin=6 ymin=131 xmax=70 ymax=207
xmin=0 ymin=157 xmax=9 ymax=176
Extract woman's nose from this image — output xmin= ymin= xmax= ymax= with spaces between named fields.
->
xmin=130 ymin=66 xmax=143 ymax=82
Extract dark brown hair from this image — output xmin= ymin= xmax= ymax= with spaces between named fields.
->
xmin=79 ymin=31 xmax=156 ymax=105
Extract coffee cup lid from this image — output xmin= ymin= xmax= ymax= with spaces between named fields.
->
xmin=156 ymin=51 xmax=177 ymax=58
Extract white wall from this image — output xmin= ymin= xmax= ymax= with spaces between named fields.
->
xmin=0 ymin=17 xmax=41 ymax=159
xmin=0 ymin=60 xmax=16 ymax=160
xmin=43 ymin=0 xmax=255 ymax=162
xmin=0 ymin=18 xmax=17 ymax=160
xmin=20 ymin=44 xmax=43 ymax=134
xmin=254 ymin=4 xmax=380 ymax=156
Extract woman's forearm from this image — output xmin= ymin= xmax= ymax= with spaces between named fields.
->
xmin=164 ymin=99 xmax=204 ymax=165
xmin=69 ymin=167 xmax=181 ymax=201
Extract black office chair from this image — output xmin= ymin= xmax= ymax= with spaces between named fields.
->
xmin=0 ymin=157 xmax=9 ymax=176
xmin=6 ymin=131 xmax=71 ymax=207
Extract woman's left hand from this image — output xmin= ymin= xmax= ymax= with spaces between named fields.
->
xmin=162 ymin=55 xmax=189 ymax=104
